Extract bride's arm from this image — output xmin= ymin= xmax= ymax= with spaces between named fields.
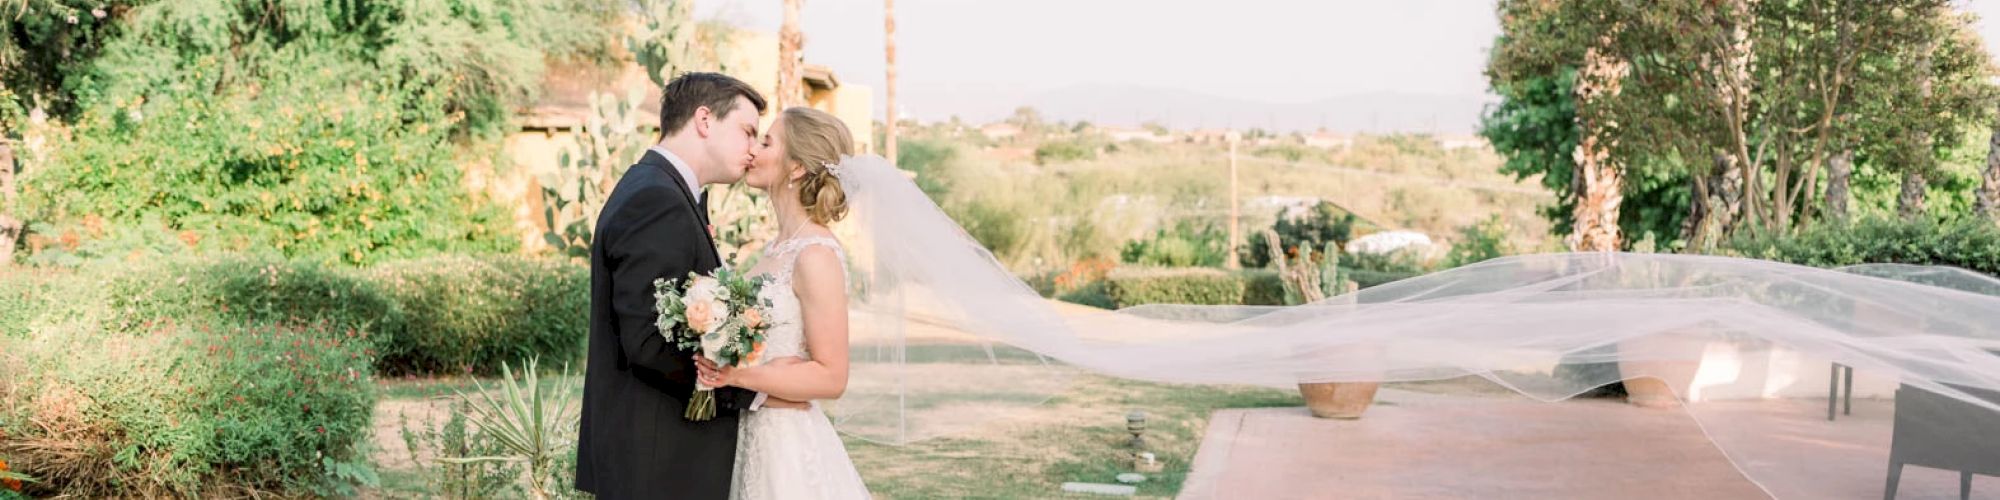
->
xmin=725 ymin=246 xmax=850 ymax=401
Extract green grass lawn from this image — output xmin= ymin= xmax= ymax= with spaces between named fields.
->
xmin=365 ymin=373 xmax=1297 ymax=499
xmin=844 ymin=375 xmax=1296 ymax=499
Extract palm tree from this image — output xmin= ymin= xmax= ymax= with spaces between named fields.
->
xmin=883 ymin=0 xmax=899 ymax=164
xmin=1569 ymin=42 xmax=1626 ymax=252
xmin=776 ymin=0 xmax=806 ymax=111
xmin=1979 ymin=102 xmax=2000 ymax=221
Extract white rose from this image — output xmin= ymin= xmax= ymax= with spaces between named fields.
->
xmin=699 ymin=331 xmax=728 ymax=361
xmin=686 ymin=276 xmax=722 ymax=304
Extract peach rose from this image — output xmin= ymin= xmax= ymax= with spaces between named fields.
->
xmin=685 ymin=300 xmax=720 ymax=334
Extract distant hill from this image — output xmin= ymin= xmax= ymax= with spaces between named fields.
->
xmin=900 ymin=83 xmax=1493 ymax=135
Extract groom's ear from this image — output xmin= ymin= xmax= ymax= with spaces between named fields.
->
xmin=691 ymin=106 xmax=713 ymax=138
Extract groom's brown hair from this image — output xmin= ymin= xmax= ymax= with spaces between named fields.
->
xmin=658 ymin=72 xmax=768 ymax=138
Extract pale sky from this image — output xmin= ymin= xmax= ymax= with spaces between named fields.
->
xmin=699 ymin=0 xmax=2000 ymax=128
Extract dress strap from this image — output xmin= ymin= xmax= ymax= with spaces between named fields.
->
xmin=764 ymin=237 xmax=846 ymax=284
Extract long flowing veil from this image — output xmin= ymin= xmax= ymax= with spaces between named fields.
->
xmin=824 ymin=154 xmax=2000 ymax=498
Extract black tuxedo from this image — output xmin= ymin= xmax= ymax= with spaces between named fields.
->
xmin=576 ymin=150 xmax=758 ymax=499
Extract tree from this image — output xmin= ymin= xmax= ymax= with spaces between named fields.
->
xmin=884 ymin=0 xmax=899 ymax=164
xmin=1484 ymin=0 xmax=1996 ymax=250
xmin=1900 ymin=35 xmax=1938 ymax=219
xmin=1008 ymin=106 xmax=1044 ymax=132
xmin=4 ymin=0 xmax=621 ymax=264
xmin=1569 ymin=33 xmax=1629 ymax=252
xmin=775 ymin=0 xmax=806 ymax=111
xmin=1486 ymin=0 xmax=1630 ymax=252
xmin=1982 ymin=101 xmax=2000 ymax=220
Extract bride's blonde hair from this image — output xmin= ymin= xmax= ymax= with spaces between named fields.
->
xmin=780 ymin=107 xmax=855 ymax=225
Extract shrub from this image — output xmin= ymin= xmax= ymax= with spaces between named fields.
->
xmin=1056 ymin=280 xmax=1118 ymax=309
xmin=369 ymin=256 xmax=590 ymax=376
xmin=1251 ymin=143 xmax=1323 ymax=163
xmin=1033 ymin=139 xmax=1098 ymax=165
xmin=170 ymin=257 xmax=402 ymax=343
xmin=1721 ymin=215 xmax=2000 ymax=276
xmin=1104 ymin=267 xmax=1245 ymax=307
xmin=0 ymin=268 xmax=66 ymax=339
xmin=1241 ymin=202 xmax=1359 ymax=268
xmin=1033 ymin=258 xmax=1118 ymax=309
xmin=23 ymin=59 xmax=518 ymax=267
xmin=897 ymin=138 xmax=961 ymax=199
xmin=1443 ymin=215 xmax=1514 ymax=269
xmin=1347 ymin=268 xmax=1421 ymax=289
xmin=1121 ymin=221 xmax=1228 ymax=268
xmin=397 ymin=401 xmax=524 ymax=499
xmin=1 ymin=319 xmax=376 ymax=497
xmin=951 ymin=200 xmax=1029 ymax=260
xmin=5 ymin=254 xmax=585 ymax=377
xmin=1239 ymin=269 xmax=1288 ymax=306
xmin=1346 ymin=249 xmax=1431 ymax=275
xmin=0 ymin=256 xmax=398 ymax=347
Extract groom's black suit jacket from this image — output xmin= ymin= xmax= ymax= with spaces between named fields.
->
xmin=577 ymin=150 xmax=759 ymax=499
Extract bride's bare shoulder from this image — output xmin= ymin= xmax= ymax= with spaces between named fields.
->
xmin=798 ymin=224 xmax=839 ymax=242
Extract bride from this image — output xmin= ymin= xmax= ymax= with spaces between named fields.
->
xmin=696 ymin=106 xmax=872 ymax=500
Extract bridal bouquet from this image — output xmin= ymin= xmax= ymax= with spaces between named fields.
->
xmin=655 ymin=268 xmax=771 ymax=421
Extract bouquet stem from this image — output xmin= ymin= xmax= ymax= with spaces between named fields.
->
xmin=686 ymin=386 xmax=717 ymax=421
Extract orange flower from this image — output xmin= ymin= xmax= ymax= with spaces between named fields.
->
xmin=1 ymin=457 xmax=19 ymax=491
xmin=744 ymin=342 xmax=766 ymax=365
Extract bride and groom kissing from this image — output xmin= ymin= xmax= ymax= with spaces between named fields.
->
xmin=575 ymin=72 xmax=873 ymax=500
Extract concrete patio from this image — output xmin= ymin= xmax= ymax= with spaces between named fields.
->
xmin=1178 ymin=388 xmax=1992 ymax=499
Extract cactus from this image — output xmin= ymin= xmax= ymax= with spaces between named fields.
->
xmin=628 ymin=0 xmax=737 ymax=87
xmin=538 ymin=3 xmax=754 ymax=262
xmin=1262 ymin=228 xmax=1356 ymax=306
xmin=628 ymin=0 xmax=700 ymax=88
xmin=538 ymin=89 xmax=650 ymax=260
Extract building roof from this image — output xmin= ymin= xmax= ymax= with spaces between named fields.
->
xmin=518 ymin=49 xmax=846 ymax=131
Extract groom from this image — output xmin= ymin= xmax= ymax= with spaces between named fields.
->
xmin=576 ymin=72 xmax=801 ymax=499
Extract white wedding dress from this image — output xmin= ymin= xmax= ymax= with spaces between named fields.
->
xmin=729 ymin=236 xmax=872 ymax=500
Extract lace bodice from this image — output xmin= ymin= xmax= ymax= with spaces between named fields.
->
xmin=749 ymin=236 xmax=846 ymax=362
xmin=730 ymin=235 xmax=871 ymax=500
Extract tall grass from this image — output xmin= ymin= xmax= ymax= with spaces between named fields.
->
xmin=901 ymin=129 xmax=1552 ymax=273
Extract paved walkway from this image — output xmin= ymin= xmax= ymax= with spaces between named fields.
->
xmin=1178 ymin=389 xmax=1988 ymax=499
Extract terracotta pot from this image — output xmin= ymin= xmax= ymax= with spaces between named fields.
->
xmin=1617 ymin=332 xmax=1706 ymax=409
xmin=1619 ymin=375 xmax=1682 ymax=408
xmin=1298 ymin=382 xmax=1381 ymax=419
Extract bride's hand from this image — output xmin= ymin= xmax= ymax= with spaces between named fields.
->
xmin=694 ymin=355 xmax=738 ymax=387
xmin=695 ymin=355 xmax=807 ymax=389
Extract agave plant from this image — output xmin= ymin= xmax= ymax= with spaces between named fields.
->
xmin=439 ymin=358 xmax=580 ymax=500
